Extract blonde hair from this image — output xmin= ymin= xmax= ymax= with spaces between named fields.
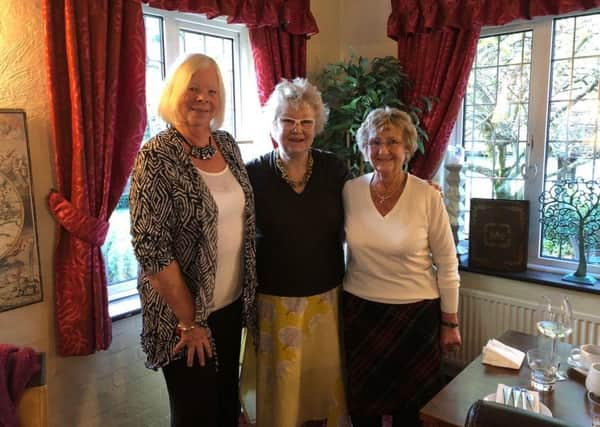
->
xmin=356 ymin=107 xmax=418 ymax=163
xmin=158 ymin=53 xmax=226 ymax=130
xmin=264 ymin=78 xmax=329 ymax=134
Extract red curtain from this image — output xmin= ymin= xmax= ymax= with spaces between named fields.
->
xmin=249 ymin=28 xmax=308 ymax=105
xmin=389 ymin=0 xmax=600 ymax=179
xmin=43 ymin=0 xmax=147 ymax=355
xmin=146 ymin=0 xmax=318 ymax=34
xmin=145 ymin=0 xmax=318 ymax=105
xmin=389 ymin=0 xmax=600 ymax=34
xmin=397 ymin=30 xmax=479 ymax=179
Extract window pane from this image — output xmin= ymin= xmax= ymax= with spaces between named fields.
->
xmin=550 ymin=59 xmax=572 ymax=101
xmin=553 ymin=18 xmax=574 ymax=59
xmin=574 ymin=14 xmax=600 ymax=56
xmin=103 ymin=207 xmax=138 ymax=285
xmin=476 ymin=37 xmax=498 ymax=66
xmin=499 ymin=32 xmax=525 ymax=65
xmin=103 ymin=14 xmax=167 ymax=297
xmin=179 ymin=30 xmax=236 ymax=135
xmin=474 ymin=68 xmax=498 ymax=104
xmin=462 ymin=31 xmax=532 ymax=224
xmin=541 ymin=14 xmax=600 ymax=265
xmin=144 ymin=15 xmax=165 ymax=141
xmin=145 ymin=15 xmax=163 ymax=62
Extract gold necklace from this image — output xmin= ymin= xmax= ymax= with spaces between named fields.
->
xmin=275 ymin=150 xmax=314 ymax=190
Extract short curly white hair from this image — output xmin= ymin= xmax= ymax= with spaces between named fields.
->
xmin=356 ymin=107 xmax=418 ymax=163
xmin=264 ymin=78 xmax=329 ymax=134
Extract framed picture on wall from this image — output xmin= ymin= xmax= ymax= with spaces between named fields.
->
xmin=0 ymin=109 xmax=43 ymax=312
xmin=468 ymin=198 xmax=529 ymax=272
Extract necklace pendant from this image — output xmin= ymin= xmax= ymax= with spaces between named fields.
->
xmin=176 ymin=128 xmax=217 ymax=160
xmin=189 ymin=143 xmax=216 ymax=160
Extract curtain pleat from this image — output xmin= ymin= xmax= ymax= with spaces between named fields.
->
xmin=248 ymin=27 xmax=307 ymax=106
xmin=388 ymin=0 xmax=600 ymax=36
xmin=399 ymin=29 xmax=479 ymax=179
xmin=389 ymin=0 xmax=600 ymax=179
xmin=145 ymin=0 xmax=318 ymax=34
xmin=43 ymin=0 xmax=147 ymax=355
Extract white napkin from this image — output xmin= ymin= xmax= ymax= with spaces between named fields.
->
xmin=482 ymin=339 xmax=525 ymax=369
xmin=494 ymin=383 xmax=540 ymax=413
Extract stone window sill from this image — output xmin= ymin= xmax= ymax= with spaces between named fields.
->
xmin=458 ymin=255 xmax=600 ymax=296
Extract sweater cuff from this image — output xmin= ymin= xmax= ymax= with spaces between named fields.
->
xmin=439 ymin=287 xmax=459 ymax=313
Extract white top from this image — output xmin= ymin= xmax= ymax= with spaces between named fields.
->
xmin=197 ymin=165 xmax=244 ymax=313
xmin=343 ymin=173 xmax=460 ymax=313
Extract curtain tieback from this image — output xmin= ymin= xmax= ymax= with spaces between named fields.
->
xmin=48 ymin=190 xmax=109 ymax=246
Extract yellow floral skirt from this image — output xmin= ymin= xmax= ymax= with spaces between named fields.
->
xmin=240 ymin=287 xmax=347 ymax=427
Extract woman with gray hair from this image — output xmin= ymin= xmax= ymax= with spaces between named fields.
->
xmin=130 ymin=53 xmax=256 ymax=427
xmin=241 ymin=78 xmax=350 ymax=427
xmin=342 ymin=107 xmax=461 ymax=427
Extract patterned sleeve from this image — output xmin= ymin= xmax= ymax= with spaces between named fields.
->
xmin=129 ymin=146 xmax=176 ymax=275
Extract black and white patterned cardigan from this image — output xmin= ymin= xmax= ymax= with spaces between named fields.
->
xmin=129 ymin=127 xmax=257 ymax=369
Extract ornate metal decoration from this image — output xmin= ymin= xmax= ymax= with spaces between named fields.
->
xmin=539 ymin=178 xmax=600 ymax=285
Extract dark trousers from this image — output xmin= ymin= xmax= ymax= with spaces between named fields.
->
xmin=162 ymin=299 xmax=243 ymax=427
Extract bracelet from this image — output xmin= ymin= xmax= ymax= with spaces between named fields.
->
xmin=441 ymin=320 xmax=459 ymax=329
xmin=176 ymin=323 xmax=197 ymax=333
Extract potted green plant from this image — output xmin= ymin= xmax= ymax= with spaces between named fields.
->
xmin=313 ymin=55 xmax=434 ymax=176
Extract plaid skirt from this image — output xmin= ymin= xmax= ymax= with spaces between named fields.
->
xmin=343 ymin=292 xmax=445 ymax=416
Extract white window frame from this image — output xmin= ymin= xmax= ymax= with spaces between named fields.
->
xmin=143 ymin=5 xmax=263 ymax=145
xmin=450 ymin=9 xmax=600 ymax=276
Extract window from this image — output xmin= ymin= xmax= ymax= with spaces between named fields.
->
xmin=452 ymin=11 xmax=600 ymax=274
xmin=103 ymin=8 xmax=263 ymax=315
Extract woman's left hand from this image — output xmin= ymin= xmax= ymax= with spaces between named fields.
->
xmin=440 ymin=326 xmax=462 ymax=354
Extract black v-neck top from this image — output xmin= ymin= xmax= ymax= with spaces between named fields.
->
xmin=246 ymin=149 xmax=351 ymax=297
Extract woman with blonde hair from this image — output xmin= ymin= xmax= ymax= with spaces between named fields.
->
xmin=130 ymin=53 xmax=256 ymax=427
xmin=342 ymin=107 xmax=461 ymax=427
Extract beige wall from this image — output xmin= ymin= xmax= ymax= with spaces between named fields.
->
xmin=338 ymin=0 xmax=397 ymax=60
xmin=0 ymin=0 xmax=54 ymax=366
xmin=307 ymin=0 xmax=396 ymax=77
xmin=1 ymin=1 xmax=597 ymax=426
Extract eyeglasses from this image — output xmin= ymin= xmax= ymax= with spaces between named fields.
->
xmin=279 ymin=117 xmax=315 ymax=130
xmin=367 ymin=138 xmax=403 ymax=149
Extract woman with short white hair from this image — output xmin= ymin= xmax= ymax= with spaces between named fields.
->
xmin=343 ymin=106 xmax=461 ymax=427
xmin=241 ymin=78 xmax=349 ymax=427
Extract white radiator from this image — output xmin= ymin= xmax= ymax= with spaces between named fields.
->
xmin=446 ymin=288 xmax=600 ymax=368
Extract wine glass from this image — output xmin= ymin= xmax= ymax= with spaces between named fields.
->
xmin=536 ymin=295 xmax=573 ymax=378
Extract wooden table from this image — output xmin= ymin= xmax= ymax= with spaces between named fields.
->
xmin=420 ymin=330 xmax=597 ymax=427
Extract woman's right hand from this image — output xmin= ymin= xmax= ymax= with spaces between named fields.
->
xmin=173 ymin=325 xmax=213 ymax=367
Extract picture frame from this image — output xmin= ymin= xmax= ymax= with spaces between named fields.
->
xmin=0 ymin=109 xmax=43 ymax=312
xmin=468 ymin=198 xmax=529 ymax=272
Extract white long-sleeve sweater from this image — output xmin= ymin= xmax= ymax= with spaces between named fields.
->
xmin=343 ymin=173 xmax=460 ymax=313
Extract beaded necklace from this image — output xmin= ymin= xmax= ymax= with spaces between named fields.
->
xmin=176 ymin=128 xmax=216 ymax=160
xmin=275 ymin=150 xmax=314 ymax=190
